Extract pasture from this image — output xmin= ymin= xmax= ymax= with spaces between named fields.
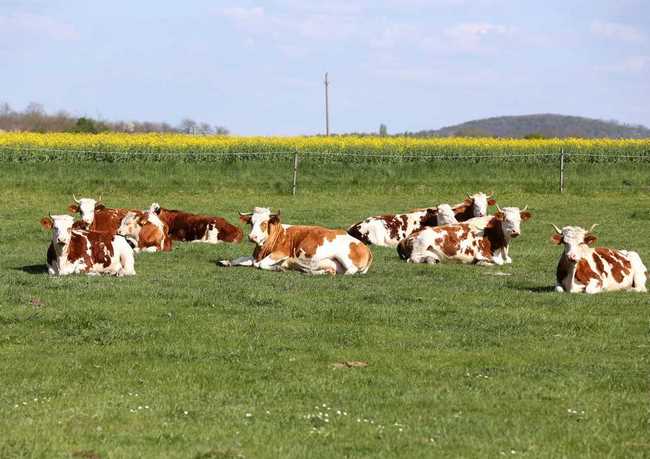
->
xmin=1 ymin=157 xmax=649 ymax=458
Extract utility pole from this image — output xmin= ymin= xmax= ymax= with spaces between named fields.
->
xmin=324 ymin=72 xmax=330 ymax=136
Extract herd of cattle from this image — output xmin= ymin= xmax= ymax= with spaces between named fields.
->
xmin=40 ymin=192 xmax=647 ymax=294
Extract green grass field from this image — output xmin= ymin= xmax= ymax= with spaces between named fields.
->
xmin=1 ymin=159 xmax=649 ymax=458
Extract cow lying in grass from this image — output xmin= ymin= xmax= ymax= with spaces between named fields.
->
xmin=219 ymin=207 xmax=373 ymax=275
xmin=117 ymin=204 xmax=172 ymax=253
xmin=398 ymin=206 xmax=531 ymax=265
xmin=68 ymin=195 xmax=134 ymax=234
xmin=551 ymin=224 xmax=647 ymax=293
xmin=347 ymin=192 xmax=496 ymax=247
xmin=155 ymin=206 xmax=243 ymax=244
xmin=41 ymin=214 xmax=135 ymax=276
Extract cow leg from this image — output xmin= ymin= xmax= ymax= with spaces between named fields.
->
xmin=584 ymin=280 xmax=602 ymax=294
xmin=119 ymin=248 xmax=136 ymax=276
xmin=254 ymin=254 xmax=288 ymax=271
xmin=554 ymin=284 xmax=565 ymax=293
xmin=302 ymin=259 xmax=339 ymax=276
xmin=218 ymin=256 xmax=254 ymax=267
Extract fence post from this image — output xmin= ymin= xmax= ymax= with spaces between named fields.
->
xmin=560 ymin=148 xmax=564 ymax=193
xmin=292 ymin=150 xmax=299 ymax=196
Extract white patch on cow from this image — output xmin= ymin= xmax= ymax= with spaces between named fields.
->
xmin=436 ymin=204 xmax=458 ymax=226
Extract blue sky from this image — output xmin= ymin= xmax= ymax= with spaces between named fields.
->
xmin=2 ymin=0 xmax=649 ymax=135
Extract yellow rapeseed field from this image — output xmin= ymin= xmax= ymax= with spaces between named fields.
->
xmin=0 ymin=132 xmax=648 ymax=157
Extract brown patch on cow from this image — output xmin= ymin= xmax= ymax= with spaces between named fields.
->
xmin=463 ymin=247 xmax=474 ymax=256
xmin=584 ymin=233 xmax=597 ymax=245
xmin=40 ymin=217 xmax=53 ymax=230
xmin=91 ymin=208 xmax=131 ymax=234
xmin=67 ymin=203 xmax=80 ymax=214
xmin=595 ymin=248 xmax=630 ymax=283
xmin=592 ymin=252 xmax=605 ymax=274
xmin=452 ymin=202 xmax=473 ymax=221
xmin=347 ymin=223 xmax=370 ymax=244
xmin=85 ymin=232 xmax=116 ymax=268
xmin=575 ymin=258 xmax=601 ymax=286
xmin=419 ymin=208 xmax=439 ymax=227
xmin=380 ymin=215 xmax=403 ymax=240
xmin=349 ymin=242 xmax=372 ymax=269
xmin=479 ymin=217 xmax=507 ymax=257
xmin=138 ymin=223 xmax=172 ymax=252
xmin=437 ymin=226 xmax=460 ymax=256
xmin=66 ymin=234 xmax=92 ymax=269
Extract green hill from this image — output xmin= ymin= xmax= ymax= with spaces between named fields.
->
xmin=408 ymin=114 xmax=650 ymax=138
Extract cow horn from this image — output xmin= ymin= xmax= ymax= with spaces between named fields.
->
xmin=588 ymin=223 xmax=599 ymax=233
xmin=97 ymin=194 xmax=102 ymax=203
xmin=270 ymin=209 xmax=281 ymax=217
xmin=551 ymin=224 xmax=562 ymax=234
xmin=496 ymin=204 xmax=502 ymax=213
xmin=466 ymin=192 xmax=472 ymax=199
xmin=239 ymin=212 xmax=253 ymax=217
xmin=488 ymin=191 xmax=494 ymax=197
xmin=73 ymin=194 xmax=80 ymax=203
xmin=522 ymin=205 xmax=528 ymax=212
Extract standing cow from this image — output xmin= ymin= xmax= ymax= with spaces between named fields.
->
xmin=41 ymin=214 xmax=135 ymax=276
xmin=219 ymin=207 xmax=373 ymax=275
xmin=551 ymin=224 xmax=647 ymax=293
xmin=347 ymin=192 xmax=496 ymax=247
xmin=398 ymin=206 xmax=531 ymax=265
xmin=155 ymin=206 xmax=243 ymax=244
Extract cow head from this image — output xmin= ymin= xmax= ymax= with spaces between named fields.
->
xmin=493 ymin=205 xmax=531 ymax=238
xmin=550 ymin=224 xmax=598 ymax=262
xmin=40 ymin=214 xmax=75 ymax=246
xmin=239 ymin=207 xmax=281 ymax=246
xmin=67 ymin=194 xmax=102 ymax=226
xmin=465 ymin=192 xmax=496 ymax=218
xmin=436 ymin=204 xmax=457 ymax=226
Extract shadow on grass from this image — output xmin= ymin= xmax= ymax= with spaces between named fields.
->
xmin=14 ymin=264 xmax=48 ymax=274
xmin=518 ymin=285 xmax=556 ymax=293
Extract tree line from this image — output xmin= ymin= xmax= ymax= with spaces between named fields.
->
xmin=0 ymin=102 xmax=229 ymax=135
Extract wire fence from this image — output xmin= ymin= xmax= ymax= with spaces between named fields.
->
xmin=1 ymin=145 xmax=649 ymax=195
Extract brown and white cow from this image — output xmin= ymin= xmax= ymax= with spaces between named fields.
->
xmin=551 ymin=224 xmax=647 ymax=294
xmin=397 ymin=206 xmax=531 ymax=265
xmin=155 ymin=206 xmax=243 ymax=244
xmin=41 ymin=214 xmax=135 ymax=276
xmin=117 ymin=204 xmax=172 ymax=253
xmin=347 ymin=192 xmax=496 ymax=247
xmin=218 ymin=207 xmax=373 ymax=275
xmin=68 ymin=195 xmax=132 ymax=233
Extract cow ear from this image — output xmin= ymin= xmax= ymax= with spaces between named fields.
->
xmin=67 ymin=204 xmax=79 ymax=213
xmin=463 ymin=198 xmax=472 ymax=205
xmin=550 ymin=233 xmax=562 ymax=244
xmin=494 ymin=211 xmax=505 ymax=221
xmin=520 ymin=211 xmax=531 ymax=221
xmin=239 ymin=214 xmax=252 ymax=224
xmin=584 ymin=233 xmax=597 ymax=245
xmin=269 ymin=214 xmax=281 ymax=225
xmin=94 ymin=203 xmax=106 ymax=210
xmin=40 ymin=217 xmax=53 ymax=229
xmin=487 ymin=198 xmax=497 ymax=206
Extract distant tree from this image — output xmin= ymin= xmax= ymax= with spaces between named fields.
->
xmin=71 ymin=117 xmax=108 ymax=134
xmin=214 ymin=125 xmax=229 ymax=136
xmin=180 ymin=118 xmax=198 ymax=134
xmin=379 ymin=123 xmax=388 ymax=136
xmin=197 ymin=122 xmax=213 ymax=135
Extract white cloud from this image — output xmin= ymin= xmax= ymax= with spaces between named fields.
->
xmin=0 ymin=12 xmax=79 ymax=41
xmin=591 ymin=21 xmax=646 ymax=43
xmin=443 ymin=22 xmax=515 ymax=53
xmin=598 ymin=55 xmax=650 ymax=73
